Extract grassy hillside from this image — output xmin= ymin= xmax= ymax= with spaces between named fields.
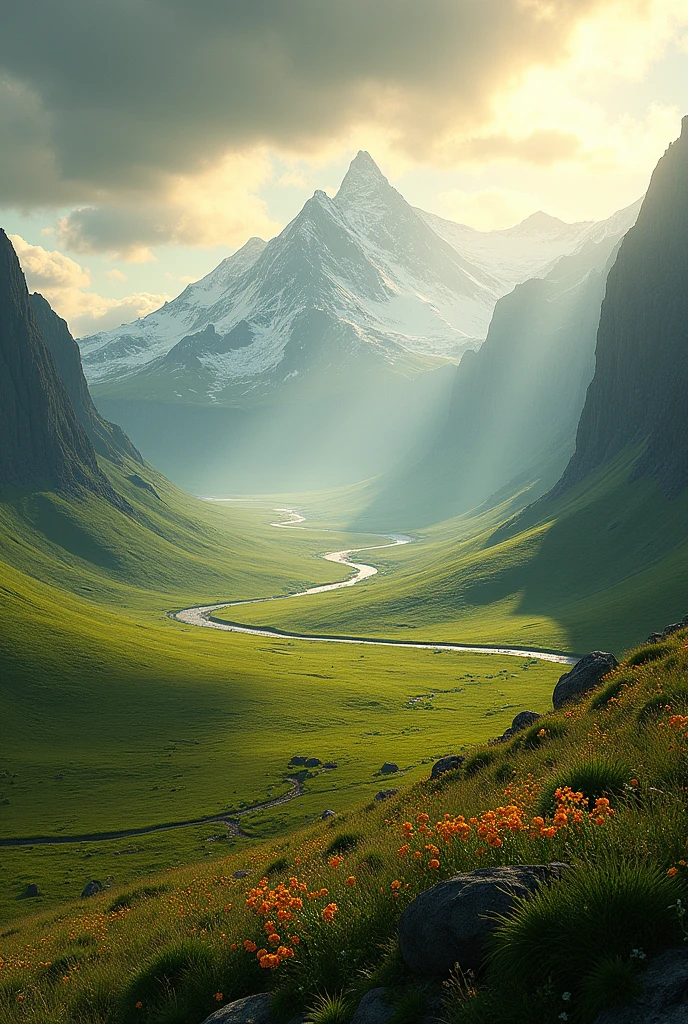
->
xmin=0 ymin=461 xmax=563 ymax=923
xmin=223 ymin=450 xmax=688 ymax=655
xmin=2 ymin=623 xmax=687 ymax=1024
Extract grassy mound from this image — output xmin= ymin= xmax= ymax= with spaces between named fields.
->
xmin=2 ymin=625 xmax=688 ymax=1023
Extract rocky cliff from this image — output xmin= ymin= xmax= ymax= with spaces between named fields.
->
xmin=556 ymin=116 xmax=688 ymax=497
xmin=0 ymin=228 xmax=127 ymax=506
xmin=29 ymin=292 xmax=143 ymax=466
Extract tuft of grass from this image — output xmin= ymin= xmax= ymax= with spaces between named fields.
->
xmin=265 ymin=857 xmax=290 ymax=877
xmin=305 ymin=992 xmax=353 ymax=1024
xmin=538 ymin=756 xmax=631 ymax=815
xmin=577 ymin=955 xmax=642 ymax=1020
xmin=638 ymin=687 xmax=688 ymax=723
xmin=517 ymin=719 xmax=568 ymax=750
xmin=389 ymin=986 xmax=428 ymax=1024
xmin=464 ymin=749 xmax=498 ymax=777
xmin=108 ymin=884 xmax=169 ymax=913
xmin=120 ymin=941 xmax=220 ymax=1023
xmin=325 ymin=833 xmax=363 ymax=857
xmin=589 ymin=671 xmax=636 ymax=710
xmin=626 ymin=643 xmax=671 ymax=667
xmin=488 ymin=862 xmax=679 ymax=995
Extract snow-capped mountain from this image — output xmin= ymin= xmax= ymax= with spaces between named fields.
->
xmin=81 ymin=153 xmax=508 ymax=390
xmin=80 ymin=152 xmax=636 ymax=399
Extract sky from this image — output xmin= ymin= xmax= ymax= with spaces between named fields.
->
xmin=1 ymin=0 xmax=688 ymax=338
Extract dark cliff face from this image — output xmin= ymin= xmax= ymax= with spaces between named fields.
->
xmin=29 ymin=292 xmax=143 ymax=466
xmin=556 ymin=116 xmax=688 ymax=497
xmin=0 ymin=229 xmax=127 ymax=506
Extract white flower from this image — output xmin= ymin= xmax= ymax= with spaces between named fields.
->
xmin=562 ymin=992 xmax=572 ymax=1002
xmin=559 ymin=1014 xmax=569 ymax=1022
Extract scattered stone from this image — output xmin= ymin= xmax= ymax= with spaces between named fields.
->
xmin=430 ymin=755 xmax=464 ymax=779
xmin=81 ymin=880 xmax=103 ymax=898
xmin=350 ymin=988 xmax=393 ymax=1024
xmin=493 ymin=710 xmax=542 ymax=744
xmin=380 ymin=762 xmax=399 ymax=775
xmin=647 ymin=615 xmax=688 ymax=644
xmin=594 ymin=947 xmax=688 ymax=1023
xmin=374 ymin=789 xmax=399 ymax=801
xmin=289 ymin=756 xmax=308 ymax=766
xmin=510 ymin=710 xmax=541 ymax=732
xmin=23 ymin=883 xmax=39 ymax=897
xmin=321 ymin=809 xmax=336 ymax=820
xmin=53 ymin=773 xmax=63 ymax=780
xmin=552 ymin=652 xmax=619 ymax=710
xmin=200 ymin=993 xmax=274 ymax=1024
xmin=305 ymin=757 xmax=321 ymax=768
xmin=398 ymin=863 xmax=569 ymax=976
xmin=322 ymin=762 xmax=338 ymax=769
xmin=233 ymin=870 xmax=249 ymax=879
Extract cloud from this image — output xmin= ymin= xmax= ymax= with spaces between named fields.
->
xmin=436 ymin=188 xmax=542 ymax=231
xmin=1 ymin=0 xmax=686 ymax=250
xmin=55 ymin=151 xmax=280 ymax=258
xmin=105 ymin=268 xmax=126 ymax=282
xmin=10 ymin=234 xmax=169 ymax=336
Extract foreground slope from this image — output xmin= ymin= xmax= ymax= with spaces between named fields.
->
xmin=3 ymin=620 xmax=687 ymax=1024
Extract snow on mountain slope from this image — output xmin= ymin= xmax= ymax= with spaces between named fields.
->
xmin=79 ymin=154 xmax=640 ymax=397
xmin=417 ymin=201 xmax=642 ymax=293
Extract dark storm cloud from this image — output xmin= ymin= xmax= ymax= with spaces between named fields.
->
xmin=0 ymin=0 xmax=608 ymax=248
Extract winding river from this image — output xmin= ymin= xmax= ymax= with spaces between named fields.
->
xmin=172 ymin=508 xmax=577 ymax=667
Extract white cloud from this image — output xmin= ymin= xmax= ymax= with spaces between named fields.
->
xmin=105 ymin=268 xmax=126 ymax=282
xmin=10 ymin=233 xmax=169 ymax=337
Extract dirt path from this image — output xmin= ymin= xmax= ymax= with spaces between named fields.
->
xmin=0 ymin=777 xmax=303 ymax=848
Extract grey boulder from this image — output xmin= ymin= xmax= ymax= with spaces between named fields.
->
xmin=552 ymin=652 xmax=619 ymax=710
xmin=380 ymin=762 xmax=399 ymax=775
xmin=200 ymin=993 xmax=306 ymax=1024
xmin=430 ymin=755 xmax=464 ymax=779
xmin=351 ymin=988 xmax=393 ymax=1024
xmin=374 ymin=789 xmax=399 ymax=801
xmin=233 ymin=869 xmax=249 ymax=879
xmin=398 ymin=864 xmax=568 ymax=976
xmin=594 ymin=947 xmax=688 ymax=1023
xmin=81 ymin=880 xmax=103 ymax=898
xmin=305 ymin=757 xmax=321 ymax=768
xmin=493 ymin=710 xmax=541 ymax=744
xmin=321 ymin=809 xmax=336 ymax=820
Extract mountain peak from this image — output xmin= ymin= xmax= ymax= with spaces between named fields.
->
xmin=335 ymin=151 xmax=390 ymax=203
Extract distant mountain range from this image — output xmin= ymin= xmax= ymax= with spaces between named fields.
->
xmin=80 ymin=152 xmax=639 ymax=391
xmin=72 ymin=153 xmax=640 ymax=494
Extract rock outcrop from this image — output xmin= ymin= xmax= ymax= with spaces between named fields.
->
xmin=29 ymin=293 xmax=142 ymax=466
xmin=552 ymin=652 xmax=618 ymax=710
xmin=647 ymin=615 xmax=688 ymax=644
xmin=430 ymin=755 xmax=464 ymax=779
xmin=0 ymin=230 xmax=127 ymax=509
xmin=554 ymin=116 xmax=688 ymax=498
xmin=398 ymin=864 xmax=568 ymax=976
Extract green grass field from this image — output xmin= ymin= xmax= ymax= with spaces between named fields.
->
xmin=2 ymin=627 xmax=687 ymax=1024
xmin=0 ymin=462 xmax=563 ymax=924
xmin=225 ymin=452 xmax=688 ymax=655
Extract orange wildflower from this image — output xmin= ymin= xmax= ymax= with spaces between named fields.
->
xmin=243 ymin=940 xmax=257 ymax=952
xmin=346 ymin=876 xmax=356 ymax=887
